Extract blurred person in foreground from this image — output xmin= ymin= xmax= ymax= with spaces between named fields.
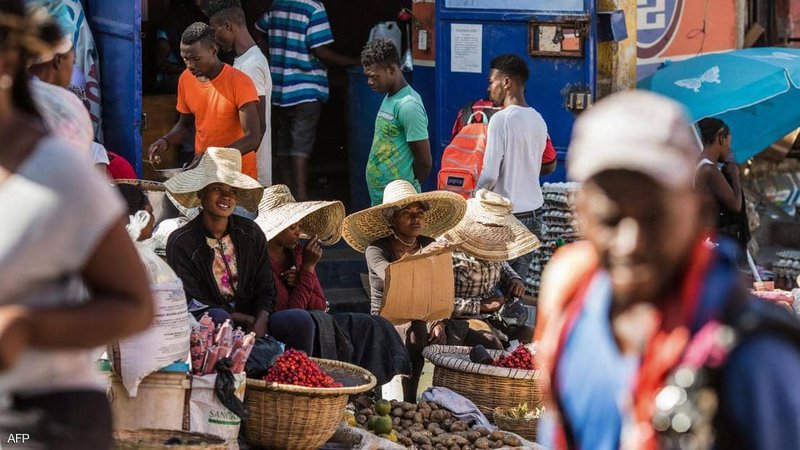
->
xmin=535 ymin=91 xmax=800 ymax=450
xmin=0 ymin=2 xmax=153 ymax=448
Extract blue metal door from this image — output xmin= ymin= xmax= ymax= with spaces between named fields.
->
xmin=436 ymin=0 xmax=597 ymax=182
xmin=82 ymin=0 xmax=142 ymax=175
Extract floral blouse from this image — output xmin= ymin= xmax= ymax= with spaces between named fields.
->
xmin=206 ymin=235 xmax=239 ymax=299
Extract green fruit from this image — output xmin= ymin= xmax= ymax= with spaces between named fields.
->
xmin=372 ymin=415 xmax=393 ymax=435
xmin=366 ymin=415 xmax=379 ymax=430
xmin=375 ymin=399 xmax=392 ymax=416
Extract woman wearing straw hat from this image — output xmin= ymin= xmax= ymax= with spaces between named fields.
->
xmin=443 ymin=189 xmax=541 ymax=347
xmin=256 ymin=184 xmax=345 ymax=312
xmin=258 ymin=185 xmax=413 ymax=386
xmin=343 ymin=180 xmax=466 ymax=401
xmin=165 ymin=148 xmax=316 ymax=354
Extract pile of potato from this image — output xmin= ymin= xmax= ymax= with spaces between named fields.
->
xmin=355 ymin=400 xmax=523 ymax=449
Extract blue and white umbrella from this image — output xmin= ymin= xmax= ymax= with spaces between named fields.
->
xmin=638 ymin=47 xmax=800 ymax=163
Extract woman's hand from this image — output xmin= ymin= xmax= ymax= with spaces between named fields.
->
xmin=281 ymin=268 xmax=298 ymax=287
xmin=253 ymin=311 xmax=269 ymax=337
xmin=231 ymin=312 xmax=256 ymax=331
xmin=301 ymin=236 xmax=323 ymax=271
xmin=427 ymin=321 xmax=446 ymax=345
xmin=0 ymin=306 xmax=32 ymax=372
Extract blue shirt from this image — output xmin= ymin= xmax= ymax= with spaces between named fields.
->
xmin=255 ymin=0 xmax=334 ymax=106
xmin=555 ymin=273 xmax=639 ymax=450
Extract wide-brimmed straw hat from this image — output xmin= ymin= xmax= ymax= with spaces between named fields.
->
xmin=444 ymin=189 xmax=541 ymax=261
xmin=164 ymin=147 xmax=264 ymax=212
xmin=343 ymin=180 xmax=467 ymax=253
xmin=255 ymin=184 xmax=345 ymax=245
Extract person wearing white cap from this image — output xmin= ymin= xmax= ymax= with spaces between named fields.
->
xmin=535 ymin=91 xmax=800 ymax=450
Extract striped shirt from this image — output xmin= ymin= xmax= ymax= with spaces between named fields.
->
xmin=255 ymin=0 xmax=334 ymax=107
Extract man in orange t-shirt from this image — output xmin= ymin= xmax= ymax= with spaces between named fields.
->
xmin=148 ymin=22 xmax=261 ymax=179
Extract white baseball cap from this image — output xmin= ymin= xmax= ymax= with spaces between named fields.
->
xmin=567 ymin=90 xmax=700 ymax=189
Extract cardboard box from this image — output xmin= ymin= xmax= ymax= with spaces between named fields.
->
xmin=380 ymin=246 xmax=455 ymax=324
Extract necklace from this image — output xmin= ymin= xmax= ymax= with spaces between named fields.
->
xmin=392 ymin=231 xmax=418 ymax=248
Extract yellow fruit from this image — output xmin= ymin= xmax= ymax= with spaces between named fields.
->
xmin=372 ymin=415 xmax=393 ymax=435
xmin=344 ymin=411 xmax=356 ymax=427
xmin=379 ymin=432 xmax=398 ymax=443
xmin=375 ymin=399 xmax=392 ymax=416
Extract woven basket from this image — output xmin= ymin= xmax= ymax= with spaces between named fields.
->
xmin=423 ymin=345 xmax=543 ymax=421
xmin=114 ymin=429 xmax=226 ymax=449
xmin=114 ymin=179 xmax=166 ymax=191
xmin=244 ymin=358 xmax=376 ymax=450
xmin=493 ymin=407 xmax=539 ymax=442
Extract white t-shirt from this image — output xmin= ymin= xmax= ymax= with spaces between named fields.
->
xmin=0 ymin=136 xmax=125 ymax=394
xmin=30 ymin=78 xmax=94 ymax=156
xmin=477 ymin=105 xmax=549 ymax=213
xmin=234 ymin=45 xmax=273 ymax=186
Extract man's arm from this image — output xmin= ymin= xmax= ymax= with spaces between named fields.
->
xmin=699 ymin=165 xmax=742 ymax=212
xmin=148 ymin=113 xmax=194 ymax=161
xmin=477 ymin=116 xmax=504 ymax=190
xmin=398 ymin=99 xmax=431 ymax=184
xmin=311 ymin=44 xmax=359 ymax=67
xmin=256 ymin=95 xmax=267 ymax=140
xmin=541 ymin=160 xmax=557 ymax=176
xmin=409 ymin=139 xmax=432 ymax=184
xmin=228 ymin=101 xmax=262 ymax=155
xmin=540 ymin=136 xmax=557 ymax=176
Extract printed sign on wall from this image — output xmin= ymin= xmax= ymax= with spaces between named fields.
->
xmin=637 ymin=0 xmax=738 ymax=80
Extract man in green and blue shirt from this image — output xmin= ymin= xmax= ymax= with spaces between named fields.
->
xmin=361 ymin=39 xmax=431 ymax=206
xmin=256 ymin=0 xmax=357 ymax=200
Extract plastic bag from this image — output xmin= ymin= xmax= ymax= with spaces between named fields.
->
xmin=244 ymin=336 xmax=284 ymax=379
xmin=188 ymin=372 xmax=246 ymax=449
xmin=111 ymin=211 xmax=191 ymax=396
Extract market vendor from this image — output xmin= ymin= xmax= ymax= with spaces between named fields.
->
xmin=343 ymin=180 xmax=466 ymax=401
xmin=442 ymin=189 xmax=541 ymax=348
xmin=258 ymin=184 xmax=412 ymax=385
xmin=165 ymin=147 xmax=315 ymax=354
xmin=257 ymin=184 xmax=343 ymax=311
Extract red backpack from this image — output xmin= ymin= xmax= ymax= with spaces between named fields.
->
xmin=437 ymin=103 xmax=498 ymax=198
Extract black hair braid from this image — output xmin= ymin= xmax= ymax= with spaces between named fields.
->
xmin=697 ymin=117 xmax=729 ymax=146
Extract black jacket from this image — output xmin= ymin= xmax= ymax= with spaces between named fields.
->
xmin=166 ymin=214 xmax=276 ymax=316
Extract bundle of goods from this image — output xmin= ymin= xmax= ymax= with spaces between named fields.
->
xmin=245 ymin=355 xmax=376 ymax=450
xmin=423 ymin=345 xmax=542 ymax=421
xmin=773 ymin=250 xmax=800 ymax=288
xmin=190 ymin=314 xmax=256 ymax=375
xmin=527 ymin=182 xmax=582 ymax=298
xmin=352 ymin=399 xmax=528 ymax=449
xmin=493 ymin=403 xmax=543 ymax=442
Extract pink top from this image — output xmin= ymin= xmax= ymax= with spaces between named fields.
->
xmin=271 ymin=245 xmax=326 ymax=312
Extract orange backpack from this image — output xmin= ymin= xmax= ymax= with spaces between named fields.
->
xmin=437 ymin=104 xmax=497 ymax=198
